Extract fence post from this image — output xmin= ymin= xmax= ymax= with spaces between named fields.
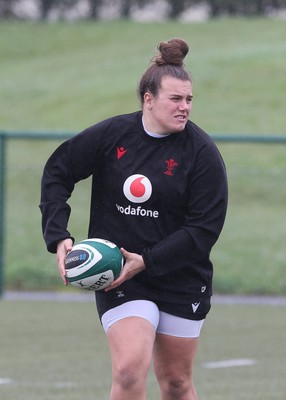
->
xmin=0 ymin=133 xmax=6 ymax=298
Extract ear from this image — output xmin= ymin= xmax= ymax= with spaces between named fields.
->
xmin=143 ymin=92 xmax=153 ymax=110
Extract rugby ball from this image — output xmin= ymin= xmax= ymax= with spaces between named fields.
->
xmin=65 ymin=238 xmax=123 ymax=291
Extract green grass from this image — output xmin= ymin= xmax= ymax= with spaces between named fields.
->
xmin=0 ymin=298 xmax=285 ymax=399
xmin=1 ymin=18 xmax=285 ymax=133
xmin=213 ymin=143 xmax=286 ymax=294
xmin=1 ymin=19 xmax=286 ymax=294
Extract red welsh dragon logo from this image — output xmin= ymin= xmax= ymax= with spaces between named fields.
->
xmin=164 ymin=159 xmax=178 ymax=176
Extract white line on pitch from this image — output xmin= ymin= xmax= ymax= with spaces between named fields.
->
xmin=203 ymin=358 xmax=256 ymax=369
xmin=0 ymin=378 xmax=13 ymax=385
xmin=0 ymin=378 xmax=75 ymax=387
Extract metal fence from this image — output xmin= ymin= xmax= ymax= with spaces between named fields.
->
xmin=1 ymin=130 xmax=286 ymax=298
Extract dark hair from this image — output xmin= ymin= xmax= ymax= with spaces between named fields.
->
xmin=138 ymin=38 xmax=192 ymax=107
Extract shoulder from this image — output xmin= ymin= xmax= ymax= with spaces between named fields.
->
xmin=184 ymin=121 xmax=226 ymax=169
xmin=84 ymin=111 xmax=141 ymax=134
xmin=66 ymin=111 xmax=142 ymax=148
xmin=184 ymin=120 xmax=223 ymax=157
xmin=185 ymin=120 xmax=215 ymax=147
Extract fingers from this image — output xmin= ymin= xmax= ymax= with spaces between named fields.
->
xmin=104 ymin=247 xmax=145 ymax=292
xmin=57 ymin=238 xmax=73 ymax=285
xmin=104 ymin=274 xmax=125 ymax=292
xmin=120 ymin=247 xmax=129 ymax=259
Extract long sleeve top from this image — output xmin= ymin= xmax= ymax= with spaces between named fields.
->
xmin=40 ymin=111 xmax=228 ymax=303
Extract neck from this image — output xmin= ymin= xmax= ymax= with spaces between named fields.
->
xmin=142 ymin=113 xmax=168 ymax=136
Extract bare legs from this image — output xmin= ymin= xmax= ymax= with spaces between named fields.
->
xmin=107 ymin=317 xmax=156 ymax=400
xmin=153 ymin=333 xmax=199 ymax=400
xmin=106 ymin=317 xmax=199 ymax=400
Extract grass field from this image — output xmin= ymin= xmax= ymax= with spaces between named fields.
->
xmin=1 ymin=296 xmax=286 ymax=399
xmin=1 ymin=18 xmax=285 ymax=133
xmin=0 ymin=18 xmax=286 ymax=294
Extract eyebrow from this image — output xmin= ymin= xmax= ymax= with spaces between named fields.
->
xmin=170 ymin=94 xmax=193 ymax=99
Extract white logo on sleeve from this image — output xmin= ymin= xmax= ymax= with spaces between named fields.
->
xmin=123 ymin=174 xmax=152 ymax=203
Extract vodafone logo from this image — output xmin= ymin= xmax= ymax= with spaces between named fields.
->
xmin=123 ymin=174 xmax=152 ymax=203
xmin=117 ymin=174 xmax=158 ymax=218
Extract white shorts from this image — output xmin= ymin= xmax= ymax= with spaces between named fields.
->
xmin=101 ymin=300 xmax=204 ymax=338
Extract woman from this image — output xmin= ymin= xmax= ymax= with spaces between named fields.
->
xmin=40 ymin=38 xmax=228 ymax=400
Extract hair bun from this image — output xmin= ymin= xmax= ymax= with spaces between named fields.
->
xmin=156 ymin=38 xmax=189 ymax=66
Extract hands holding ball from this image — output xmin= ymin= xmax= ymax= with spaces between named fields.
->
xmin=57 ymin=238 xmax=145 ymax=291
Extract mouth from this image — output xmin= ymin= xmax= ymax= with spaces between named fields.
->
xmin=175 ymin=115 xmax=187 ymax=122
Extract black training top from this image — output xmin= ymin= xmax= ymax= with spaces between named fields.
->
xmin=40 ymin=111 xmax=228 ymax=303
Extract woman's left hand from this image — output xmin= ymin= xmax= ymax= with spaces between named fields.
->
xmin=104 ymin=247 xmax=146 ymax=292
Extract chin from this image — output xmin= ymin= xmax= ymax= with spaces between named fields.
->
xmin=173 ymin=123 xmax=187 ymax=132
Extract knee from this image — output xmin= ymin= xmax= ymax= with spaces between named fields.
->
xmin=162 ymin=374 xmax=197 ymax=399
xmin=167 ymin=376 xmax=187 ymax=395
xmin=114 ymin=365 xmax=137 ymax=390
xmin=113 ymin=362 xmax=147 ymax=392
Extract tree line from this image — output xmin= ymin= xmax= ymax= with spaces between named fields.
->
xmin=1 ymin=0 xmax=285 ymax=20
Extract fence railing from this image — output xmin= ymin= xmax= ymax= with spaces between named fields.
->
xmin=1 ymin=130 xmax=286 ymax=298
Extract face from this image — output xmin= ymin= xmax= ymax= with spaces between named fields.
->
xmin=143 ymin=76 xmax=193 ymax=135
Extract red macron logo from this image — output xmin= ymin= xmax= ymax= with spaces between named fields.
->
xmin=117 ymin=146 xmax=127 ymax=159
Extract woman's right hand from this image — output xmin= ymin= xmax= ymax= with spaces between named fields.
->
xmin=56 ymin=238 xmax=73 ymax=285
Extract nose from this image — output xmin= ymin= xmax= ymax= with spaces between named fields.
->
xmin=179 ymin=99 xmax=191 ymax=112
